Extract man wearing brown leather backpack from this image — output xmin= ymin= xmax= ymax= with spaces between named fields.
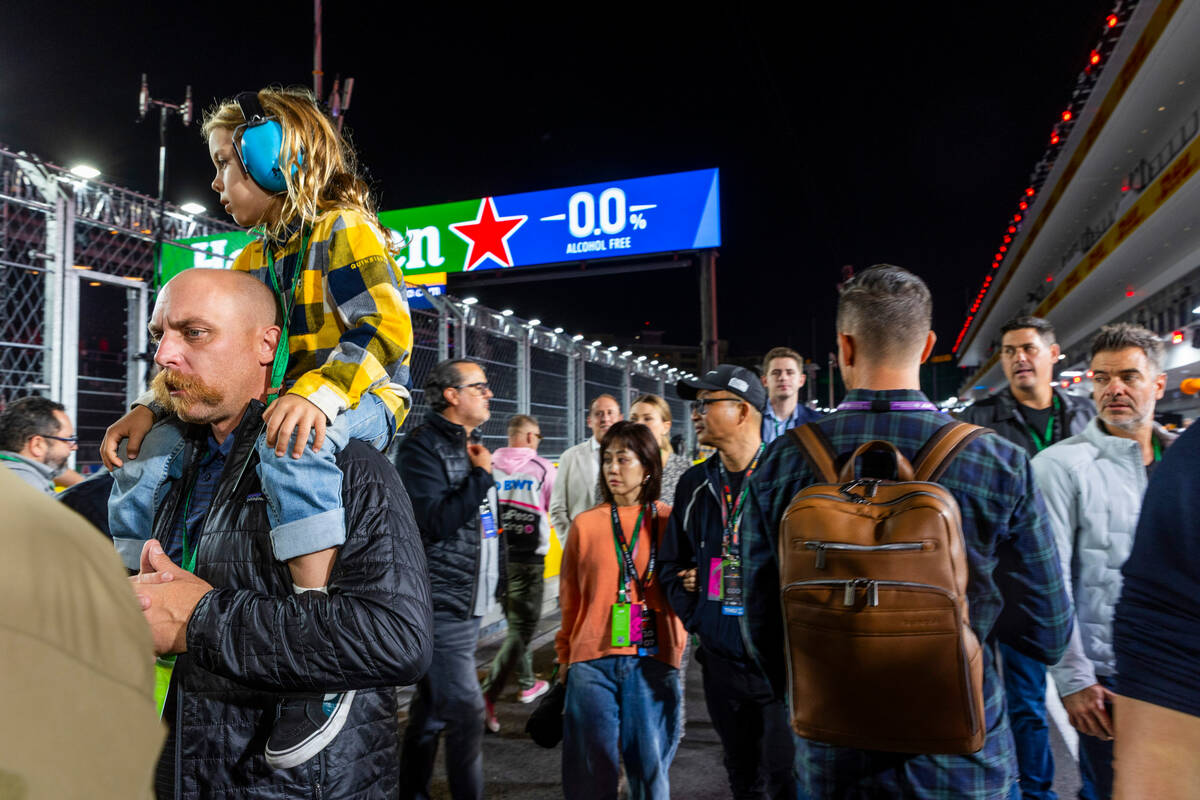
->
xmin=740 ymin=265 xmax=1072 ymax=800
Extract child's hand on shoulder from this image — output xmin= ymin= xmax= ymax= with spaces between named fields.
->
xmin=263 ymin=393 xmax=329 ymax=458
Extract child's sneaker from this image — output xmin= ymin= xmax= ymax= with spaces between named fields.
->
xmin=518 ymin=679 xmax=549 ymax=704
xmin=265 ymin=691 xmax=356 ymax=769
xmin=484 ymin=697 xmax=500 ymax=734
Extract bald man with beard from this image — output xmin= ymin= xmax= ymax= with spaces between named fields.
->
xmin=122 ymin=269 xmax=433 ymax=799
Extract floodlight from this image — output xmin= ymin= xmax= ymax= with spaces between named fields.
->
xmin=527 ymin=318 xmax=541 ymax=327
xmin=501 ymin=309 xmax=514 ymax=317
xmin=70 ymin=164 xmax=100 ymax=179
xmin=180 ymin=202 xmax=205 ymax=215
xmin=462 ymin=296 xmax=479 ymax=305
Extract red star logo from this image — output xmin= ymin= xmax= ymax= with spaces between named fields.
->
xmin=449 ymin=197 xmax=527 ymax=271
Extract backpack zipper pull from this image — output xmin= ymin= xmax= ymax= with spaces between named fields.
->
xmin=843 ymin=580 xmax=857 ymax=606
xmin=868 ymin=580 xmax=880 ymax=607
xmin=815 ymin=543 xmax=827 ymax=569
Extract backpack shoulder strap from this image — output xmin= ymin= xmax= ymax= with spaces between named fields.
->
xmin=913 ymin=421 xmax=991 ymax=482
xmin=789 ymin=423 xmax=838 ymax=483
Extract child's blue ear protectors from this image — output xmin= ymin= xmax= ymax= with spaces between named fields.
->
xmin=233 ymin=92 xmax=297 ymax=194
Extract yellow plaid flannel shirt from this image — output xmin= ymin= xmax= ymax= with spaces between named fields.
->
xmin=234 ymin=209 xmax=412 ymax=431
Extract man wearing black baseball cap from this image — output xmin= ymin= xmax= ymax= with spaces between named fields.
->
xmin=660 ymin=365 xmax=796 ymax=798
xmin=676 ymin=365 xmax=767 ymax=411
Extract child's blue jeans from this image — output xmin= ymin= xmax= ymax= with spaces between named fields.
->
xmin=109 ymin=393 xmax=394 ymax=570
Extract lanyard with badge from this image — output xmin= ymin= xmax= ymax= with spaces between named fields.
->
xmin=480 ymin=500 xmax=499 ymax=539
xmin=706 ymin=443 xmax=765 ymax=616
xmin=152 ymin=463 xmax=205 ymax=719
xmin=610 ymin=502 xmax=659 ymax=656
xmin=1025 ymin=395 xmax=1061 ymax=453
xmin=263 ymin=226 xmax=311 ymax=405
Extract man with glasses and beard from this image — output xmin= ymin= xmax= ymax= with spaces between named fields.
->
xmin=0 ymin=396 xmax=78 ymax=494
xmin=396 ymin=358 xmax=501 ymax=800
xmin=1031 ymin=324 xmax=1175 ymax=800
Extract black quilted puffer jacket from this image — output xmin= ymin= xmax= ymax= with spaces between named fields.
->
xmin=395 ymin=412 xmax=504 ymax=619
xmin=153 ymin=402 xmax=433 ymax=799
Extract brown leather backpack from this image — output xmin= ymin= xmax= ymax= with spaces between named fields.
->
xmin=779 ymin=421 xmax=988 ymax=754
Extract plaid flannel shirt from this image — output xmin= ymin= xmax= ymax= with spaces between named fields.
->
xmin=741 ymin=389 xmax=1072 ymax=800
xmin=234 ymin=209 xmax=412 ymax=430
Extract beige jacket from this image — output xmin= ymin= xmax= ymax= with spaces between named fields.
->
xmin=548 ymin=437 xmax=601 ymax=544
xmin=0 ymin=469 xmax=163 ymax=798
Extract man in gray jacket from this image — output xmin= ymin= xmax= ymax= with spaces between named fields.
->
xmin=0 ymin=396 xmax=78 ymax=494
xmin=1031 ymin=323 xmax=1174 ymax=800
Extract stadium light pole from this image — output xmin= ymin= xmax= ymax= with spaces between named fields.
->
xmin=138 ymin=75 xmax=192 ymax=293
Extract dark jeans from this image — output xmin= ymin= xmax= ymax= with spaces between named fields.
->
xmin=482 ymin=559 xmax=544 ymax=698
xmin=1077 ymin=676 xmax=1115 ymax=800
xmin=562 ymin=655 xmax=681 ymax=800
xmin=999 ymin=642 xmax=1057 ymax=799
xmin=697 ymin=647 xmax=797 ymax=800
xmin=400 ymin=612 xmax=484 ymax=800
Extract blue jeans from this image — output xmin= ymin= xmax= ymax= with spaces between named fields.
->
xmin=109 ymin=394 xmax=393 ymax=568
xmin=1077 ymin=676 xmax=1114 ymax=800
xmin=1000 ymin=642 xmax=1057 ymax=799
xmin=562 ymin=655 xmax=681 ymax=800
xmin=399 ymin=612 xmax=485 ymax=800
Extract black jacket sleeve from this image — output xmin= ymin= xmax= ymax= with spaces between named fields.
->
xmin=186 ymin=444 xmax=434 ymax=692
xmin=396 ymin=433 xmax=493 ymax=543
xmin=659 ymin=472 xmax=701 ymax=630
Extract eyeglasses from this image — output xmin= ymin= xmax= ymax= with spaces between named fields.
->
xmin=689 ymin=398 xmax=743 ymax=416
xmin=40 ymin=433 xmax=78 ymax=445
xmin=454 ymin=381 xmax=491 ymax=394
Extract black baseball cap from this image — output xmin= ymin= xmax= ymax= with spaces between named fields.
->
xmin=676 ymin=364 xmax=766 ymax=410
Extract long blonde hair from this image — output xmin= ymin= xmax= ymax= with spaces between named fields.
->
xmin=202 ymin=86 xmax=397 ymax=252
xmin=631 ymin=393 xmax=674 ymax=456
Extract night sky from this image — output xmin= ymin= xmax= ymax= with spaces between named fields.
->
xmin=1 ymin=2 xmax=1114 ymax=364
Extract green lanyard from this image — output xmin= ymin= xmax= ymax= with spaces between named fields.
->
xmin=154 ymin=453 xmax=205 ymax=718
xmin=264 ymin=226 xmax=311 ymax=404
xmin=1152 ymin=437 xmax=1162 ymax=462
xmin=0 ymin=453 xmax=24 ymax=464
xmin=611 ymin=504 xmax=647 ymax=604
xmin=1026 ymin=396 xmax=1060 ymax=453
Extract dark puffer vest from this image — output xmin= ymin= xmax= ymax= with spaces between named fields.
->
xmin=153 ymin=402 xmax=433 ymax=799
xmin=395 ymin=413 xmax=504 ymax=619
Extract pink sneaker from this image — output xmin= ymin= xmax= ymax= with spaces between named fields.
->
xmin=484 ymin=697 xmax=500 ymax=733
xmin=518 ymin=680 xmax=549 ymax=704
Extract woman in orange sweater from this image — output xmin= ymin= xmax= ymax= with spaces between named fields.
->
xmin=555 ymin=421 xmax=686 ymax=799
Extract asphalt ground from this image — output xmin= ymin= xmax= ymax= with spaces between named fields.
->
xmin=397 ymin=612 xmax=1087 ymax=799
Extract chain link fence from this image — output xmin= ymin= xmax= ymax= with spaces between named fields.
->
xmin=392 ymin=295 xmax=697 ymax=462
xmin=0 ymin=146 xmax=238 ymax=470
xmin=2 ymin=146 xmax=697 ymax=469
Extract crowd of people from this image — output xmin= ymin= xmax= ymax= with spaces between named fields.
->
xmin=2 ymin=85 xmax=1199 ymax=800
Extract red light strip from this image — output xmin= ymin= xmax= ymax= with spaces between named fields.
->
xmin=951 ymin=6 xmax=1129 ymax=355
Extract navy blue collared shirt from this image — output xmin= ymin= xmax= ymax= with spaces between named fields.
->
xmin=164 ymin=434 xmax=234 ymax=567
xmin=761 ymin=400 xmax=822 ymax=445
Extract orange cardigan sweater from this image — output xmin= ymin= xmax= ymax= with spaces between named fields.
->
xmin=555 ymin=502 xmax=686 ymax=669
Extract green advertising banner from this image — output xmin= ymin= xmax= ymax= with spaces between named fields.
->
xmin=159 ymin=230 xmax=255 ymax=284
xmin=160 ymin=168 xmax=719 ymax=284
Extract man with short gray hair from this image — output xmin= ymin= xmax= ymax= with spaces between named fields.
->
xmin=1032 ymin=323 xmax=1175 ymax=800
xmin=397 ymin=357 xmax=499 ymax=800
